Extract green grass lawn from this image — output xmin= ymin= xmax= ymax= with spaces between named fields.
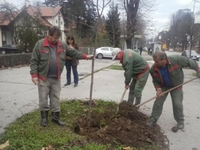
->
xmin=108 ymin=65 xmax=123 ymax=70
xmin=0 ymin=100 xmax=120 ymax=150
xmin=0 ymin=99 xmax=162 ymax=150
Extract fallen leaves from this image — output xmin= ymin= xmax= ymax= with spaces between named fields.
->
xmin=41 ymin=145 xmax=53 ymax=150
xmin=0 ymin=140 xmax=9 ymax=150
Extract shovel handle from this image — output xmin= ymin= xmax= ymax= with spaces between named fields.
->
xmin=135 ymin=77 xmax=198 ymax=107
xmin=120 ymin=88 xmax=127 ymax=103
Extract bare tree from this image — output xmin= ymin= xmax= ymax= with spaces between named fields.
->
xmin=168 ymin=10 xmax=193 ymax=51
xmin=0 ymin=2 xmax=19 ymax=44
xmin=116 ymin=0 xmax=155 ymax=48
xmin=0 ymin=2 xmax=18 ymax=23
xmin=123 ymin=0 xmax=140 ymax=48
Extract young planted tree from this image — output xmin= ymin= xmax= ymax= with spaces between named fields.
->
xmin=85 ymin=0 xmax=111 ymax=127
xmin=105 ymin=2 xmax=121 ymax=47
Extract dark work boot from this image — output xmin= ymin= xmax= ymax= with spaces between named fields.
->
xmin=41 ymin=111 xmax=48 ymax=127
xmin=177 ymin=122 xmax=184 ymax=129
xmin=135 ymin=97 xmax=141 ymax=105
xmin=52 ymin=112 xmax=66 ymax=126
xmin=147 ymin=119 xmax=156 ymax=127
xmin=128 ymin=93 xmax=135 ymax=105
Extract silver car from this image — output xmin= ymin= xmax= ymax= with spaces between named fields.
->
xmin=181 ymin=50 xmax=200 ymax=61
xmin=95 ymin=47 xmax=115 ymax=59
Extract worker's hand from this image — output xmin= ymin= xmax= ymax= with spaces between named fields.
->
xmin=86 ymin=55 xmax=94 ymax=59
xmin=32 ymin=77 xmax=39 ymax=85
xmin=125 ymin=84 xmax=129 ymax=90
xmin=197 ymin=71 xmax=200 ymax=78
xmin=156 ymin=88 xmax=163 ymax=98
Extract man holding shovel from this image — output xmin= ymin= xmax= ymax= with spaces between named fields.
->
xmin=147 ymin=51 xmax=200 ymax=131
xmin=112 ymin=49 xmax=150 ymax=106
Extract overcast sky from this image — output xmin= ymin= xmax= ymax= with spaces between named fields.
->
xmin=147 ymin=0 xmax=200 ymax=38
xmin=2 ymin=0 xmax=200 ymax=38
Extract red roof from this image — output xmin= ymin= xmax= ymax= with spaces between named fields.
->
xmin=0 ymin=10 xmax=21 ymax=26
xmin=27 ymin=5 xmax=61 ymax=17
xmin=0 ymin=5 xmax=61 ymax=27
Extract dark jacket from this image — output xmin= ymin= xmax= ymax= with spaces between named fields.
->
xmin=30 ymin=37 xmax=86 ymax=81
xmin=66 ymin=43 xmax=79 ymax=66
xmin=150 ymin=55 xmax=199 ymax=90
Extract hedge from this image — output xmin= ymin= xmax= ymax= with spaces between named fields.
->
xmin=0 ymin=47 xmax=94 ymax=68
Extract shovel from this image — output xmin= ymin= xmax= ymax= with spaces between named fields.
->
xmin=135 ymin=77 xmax=198 ymax=108
xmin=116 ymin=88 xmax=127 ymax=112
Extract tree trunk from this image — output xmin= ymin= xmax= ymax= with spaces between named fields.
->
xmin=126 ymin=38 xmax=132 ymax=49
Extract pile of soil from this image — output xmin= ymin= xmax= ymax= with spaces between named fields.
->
xmin=71 ymin=101 xmax=169 ymax=149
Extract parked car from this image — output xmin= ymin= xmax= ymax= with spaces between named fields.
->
xmin=95 ymin=47 xmax=115 ymax=59
xmin=169 ymin=48 xmax=174 ymax=52
xmin=0 ymin=44 xmax=20 ymax=54
xmin=181 ymin=50 xmax=200 ymax=61
xmin=143 ymin=47 xmax=148 ymax=51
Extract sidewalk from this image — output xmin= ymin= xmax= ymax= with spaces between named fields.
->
xmin=0 ymin=52 xmax=200 ymax=150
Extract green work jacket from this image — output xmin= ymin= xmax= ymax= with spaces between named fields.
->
xmin=30 ymin=37 xmax=86 ymax=81
xmin=121 ymin=49 xmax=149 ymax=85
xmin=150 ymin=55 xmax=199 ymax=90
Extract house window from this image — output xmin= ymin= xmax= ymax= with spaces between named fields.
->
xmin=2 ymin=32 xmax=5 ymax=41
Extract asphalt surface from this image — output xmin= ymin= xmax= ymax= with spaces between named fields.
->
xmin=0 ymin=52 xmax=200 ymax=150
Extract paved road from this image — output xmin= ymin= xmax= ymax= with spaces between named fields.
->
xmin=0 ymin=52 xmax=200 ymax=150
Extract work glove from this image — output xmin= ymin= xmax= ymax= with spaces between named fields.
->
xmin=197 ymin=71 xmax=200 ymax=78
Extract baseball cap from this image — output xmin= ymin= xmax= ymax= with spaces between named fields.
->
xmin=112 ymin=48 xmax=121 ymax=60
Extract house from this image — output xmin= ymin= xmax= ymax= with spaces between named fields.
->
xmin=0 ymin=2 xmax=67 ymax=47
xmin=0 ymin=10 xmax=21 ymax=46
xmin=26 ymin=5 xmax=66 ymax=41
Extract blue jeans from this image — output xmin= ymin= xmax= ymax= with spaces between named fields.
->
xmin=65 ymin=60 xmax=78 ymax=85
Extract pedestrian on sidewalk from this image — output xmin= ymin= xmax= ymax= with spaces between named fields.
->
xmin=64 ymin=36 xmax=79 ymax=87
xmin=30 ymin=26 xmax=93 ymax=127
xmin=147 ymin=51 xmax=200 ymax=130
xmin=112 ymin=49 xmax=150 ymax=106
xmin=139 ymin=46 xmax=143 ymax=55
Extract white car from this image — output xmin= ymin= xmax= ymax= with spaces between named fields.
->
xmin=181 ymin=50 xmax=200 ymax=61
xmin=95 ymin=47 xmax=115 ymax=59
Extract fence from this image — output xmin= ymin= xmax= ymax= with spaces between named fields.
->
xmin=0 ymin=47 xmax=95 ymax=68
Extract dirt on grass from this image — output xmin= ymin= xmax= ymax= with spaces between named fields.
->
xmin=70 ymin=101 xmax=169 ymax=150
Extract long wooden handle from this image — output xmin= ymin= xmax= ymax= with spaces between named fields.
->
xmin=120 ymin=88 xmax=127 ymax=103
xmin=135 ymin=77 xmax=198 ymax=107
